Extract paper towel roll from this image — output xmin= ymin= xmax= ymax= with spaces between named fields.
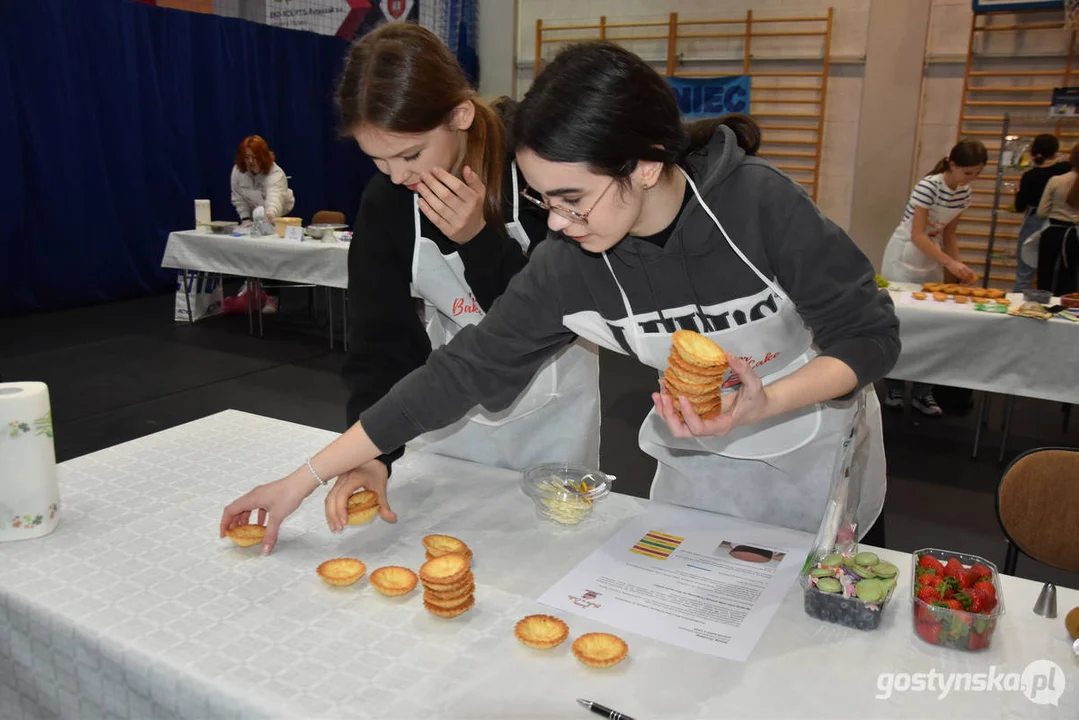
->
xmin=0 ymin=382 xmax=60 ymax=542
xmin=195 ymin=199 xmax=212 ymax=231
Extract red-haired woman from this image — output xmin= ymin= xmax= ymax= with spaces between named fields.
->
xmin=230 ymin=135 xmax=295 ymax=224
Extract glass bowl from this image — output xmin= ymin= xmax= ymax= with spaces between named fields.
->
xmin=520 ymin=463 xmax=613 ymax=526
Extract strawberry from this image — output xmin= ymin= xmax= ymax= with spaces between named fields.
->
xmin=918 ymin=555 xmax=945 ymax=574
xmin=915 ymin=604 xmax=935 ymax=623
xmin=921 ymin=574 xmax=944 ymax=589
xmin=958 ymin=590 xmax=988 ymax=614
xmin=943 ymin=598 xmax=963 ymax=611
xmin=961 ymin=568 xmax=979 ymax=589
xmin=916 ymin=585 xmax=941 ymax=604
xmin=937 ymin=576 xmax=960 ymax=599
xmin=916 ymin=622 xmax=943 ymax=645
xmin=972 ymin=580 xmax=996 ymax=601
xmin=969 ymin=564 xmax=993 ymax=582
xmin=947 ymin=611 xmax=973 ymax=639
xmin=943 ymin=558 xmax=966 ymax=584
xmin=968 ymin=630 xmax=990 ymax=651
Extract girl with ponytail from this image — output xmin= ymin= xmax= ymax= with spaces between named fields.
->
xmin=1034 ymin=143 xmax=1079 ymax=294
xmin=881 ymin=139 xmax=986 ymax=417
xmin=329 ymin=22 xmax=600 ymax=514
xmin=1013 ymin=134 xmax=1069 ymax=292
xmin=222 ymin=40 xmax=899 ymax=552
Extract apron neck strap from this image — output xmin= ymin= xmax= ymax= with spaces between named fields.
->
xmin=412 ymin=193 xmax=423 ymax=240
xmin=676 ymin=166 xmax=787 ymax=300
xmin=602 ymin=252 xmax=644 ymax=353
xmin=510 ymin=159 xmax=521 ymax=223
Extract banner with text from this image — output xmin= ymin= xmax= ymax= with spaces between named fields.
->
xmin=667 ymin=75 xmax=751 ymax=118
xmin=265 ymin=0 xmax=417 ymax=39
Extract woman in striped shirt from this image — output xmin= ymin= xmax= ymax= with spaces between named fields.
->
xmin=881 ymin=139 xmax=987 ymax=416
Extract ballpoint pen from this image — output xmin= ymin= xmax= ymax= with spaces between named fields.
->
xmin=578 ymin=698 xmax=636 ymax=720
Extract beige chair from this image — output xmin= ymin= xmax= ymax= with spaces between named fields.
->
xmin=996 ymin=447 xmax=1079 ymax=575
xmin=311 ymin=210 xmax=346 ymax=225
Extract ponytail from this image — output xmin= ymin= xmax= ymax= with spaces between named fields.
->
xmin=930 ymin=156 xmax=950 ymax=175
xmin=1065 ymin=144 xmax=1079 ymax=210
xmin=684 ymin=113 xmax=760 ymax=158
xmin=464 ymin=98 xmax=505 ymax=226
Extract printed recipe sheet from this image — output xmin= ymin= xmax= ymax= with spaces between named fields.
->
xmin=538 ymin=503 xmax=813 ymax=661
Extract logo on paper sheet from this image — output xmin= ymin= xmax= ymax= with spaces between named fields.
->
xmin=875 ymin=660 xmax=1066 ymax=705
xmin=568 ymin=589 xmax=602 ymax=609
xmin=380 ymin=0 xmax=413 ymax=20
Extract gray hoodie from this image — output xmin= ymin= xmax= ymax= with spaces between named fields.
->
xmin=361 ymin=125 xmax=901 ymax=454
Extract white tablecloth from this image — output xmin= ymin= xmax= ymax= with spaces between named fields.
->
xmin=161 ymin=230 xmax=350 ymax=289
xmin=1 ymin=411 xmax=1077 ymax=719
xmin=889 ymin=290 xmax=1079 ymax=405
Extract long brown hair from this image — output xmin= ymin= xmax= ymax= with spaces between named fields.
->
xmin=930 ymin=139 xmax=988 ymax=175
xmin=335 ymin=23 xmax=503 ymax=225
xmin=1065 ymin=144 xmax=1079 ymax=210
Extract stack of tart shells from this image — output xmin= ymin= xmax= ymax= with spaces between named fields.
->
xmin=419 ymin=535 xmax=474 ymax=618
xmin=662 ymin=330 xmax=730 ymax=421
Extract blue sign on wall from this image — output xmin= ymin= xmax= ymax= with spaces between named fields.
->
xmin=971 ymin=0 xmax=1063 ymax=12
xmin=668 ymin=76 xmax=751 ymax=118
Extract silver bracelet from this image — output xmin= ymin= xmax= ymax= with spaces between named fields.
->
xmin=305 ymin=457 xmax=327 ymax=486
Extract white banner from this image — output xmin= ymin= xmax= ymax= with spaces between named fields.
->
xmin=265 ymin=0 xmax=350 ymax=35
xmin=264 ymin=0 xmax=416 ymax=36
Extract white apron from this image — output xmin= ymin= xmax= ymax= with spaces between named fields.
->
xmin=880 ymin=190 xmax=967 ymax=284
xmin=405 ymin=163 xmax=601 ymax=471
xmin=618 ymin=169 xmax=886 ymax=536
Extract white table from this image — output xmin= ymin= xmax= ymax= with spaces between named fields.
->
xmin=888 ymin=289 xmax=1079 ymax=459
xmin=1 ymin=411 xmax=1077 ymax=719
xmin=162 ymin=229 xmax=350 ymax=290
xmin=888 ymin=290 xmax=1079 ymax=405
xmin=161 ymin=229 xmax=350 ymax=345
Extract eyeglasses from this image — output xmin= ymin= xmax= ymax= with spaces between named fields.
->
xmin=520 ymin=178 xmax=616 ymax=226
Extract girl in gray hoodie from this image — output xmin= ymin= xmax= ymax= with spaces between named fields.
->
xmin=221 ymin=41 xmax=900 ymax=554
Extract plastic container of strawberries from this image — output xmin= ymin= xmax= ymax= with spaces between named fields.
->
xmin=910 ymin=548 xmax=1006 ymax=652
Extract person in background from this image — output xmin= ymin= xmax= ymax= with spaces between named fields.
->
xmin=224 ymin=135 xmax=295 ymax=313
xmin=1013 ymin=134 xmax=1069 ymax=292
xmin=230 ymin=135 xmax=295 ymax=225
xmin=333 ymin=23 xmax=600 ymax=507
xmin=881 ymin=139 xmax=987 ymax=417
xmin=220 ymin=41 xmax=898 ymax=554
xmin=1035 ymin=143 xmax=1079 ymax=295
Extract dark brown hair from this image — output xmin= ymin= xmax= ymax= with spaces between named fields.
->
xmin=930 ymin=139 xmax=988 ymax=175
xmin=1066 ymin=144 xmax=1079 ymax=210
xmin=1031 ymin=133 xmax=1060 ymax=164
xmin=515 ymin=41 xmax=760 ymax=184
xmin=335 ymin=23 xmax=503 ymax=224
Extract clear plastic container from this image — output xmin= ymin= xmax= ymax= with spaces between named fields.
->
xmin=801 ymin=553 xmax=899 ymax=631
xmin=1024 ymin=288 xmax=1053 ymax=304
xmin=520 ymin=463 xmax=613 ymax=526
xmin=910 ymin=548 xmax=1005 ymax=652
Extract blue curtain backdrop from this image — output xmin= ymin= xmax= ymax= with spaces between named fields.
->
xmin=0 ymin=0 xmax=374 ymax=316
